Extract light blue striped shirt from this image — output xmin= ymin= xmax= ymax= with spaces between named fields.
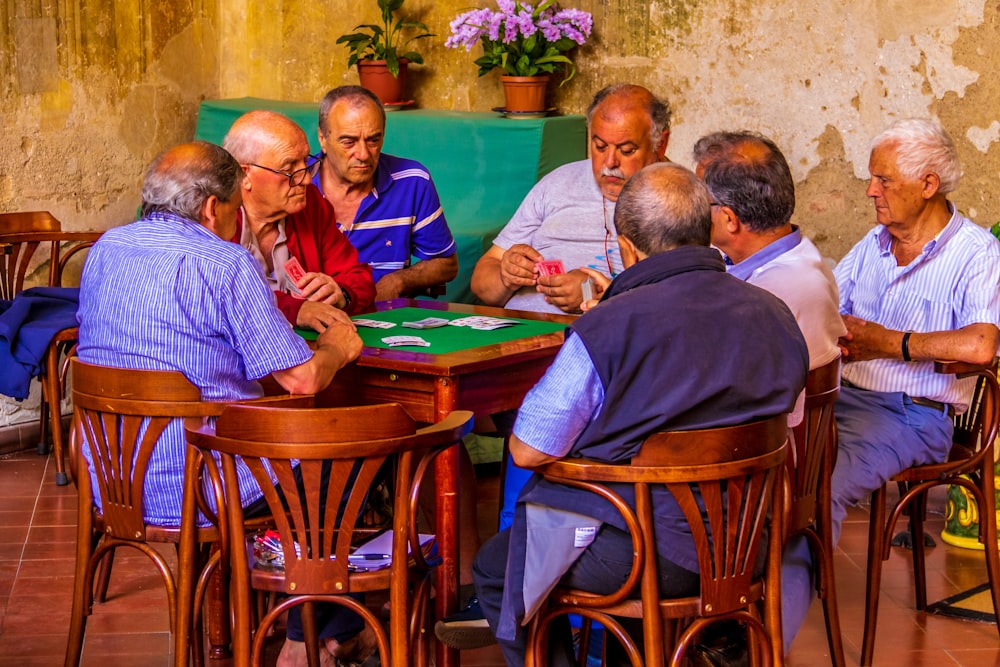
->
xmin=513 ymin=332 xmax=605 ymax=457
xmin=77 ymin=213 xmax=313 ymax=525
xmin=835 ymin=206 xmax=1000 ymax=410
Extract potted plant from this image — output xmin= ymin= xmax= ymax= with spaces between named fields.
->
xmin=336 ymin=0 xmax=435 ymax=104
xmin=445 ymin=0 xmax=593 ymax=112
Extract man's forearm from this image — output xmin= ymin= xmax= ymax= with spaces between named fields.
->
xmin=375 ymin=255 xmax=459 ymax=300
xmin=906 ymin=323 xmax=999 ymax=366
xmin=471 ymin=255 xmax=515 ymax=306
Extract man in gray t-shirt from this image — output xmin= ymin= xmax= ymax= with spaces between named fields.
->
xmin=471 ymin=83 xmax=673 ymax=315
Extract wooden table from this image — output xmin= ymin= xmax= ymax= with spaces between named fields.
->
xmin=318 ymin=299 xmax=574 ymax=667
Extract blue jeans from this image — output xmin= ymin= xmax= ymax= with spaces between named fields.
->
xmin=781 ymin=386 xmax=953 ymax=650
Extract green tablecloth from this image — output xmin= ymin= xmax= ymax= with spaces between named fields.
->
xmin=194 ymin=99 xmax=587 ymax=303
xmin=295 ymin=307 xmax=566 ymax=352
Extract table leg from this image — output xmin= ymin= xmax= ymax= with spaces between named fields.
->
xmin=435 ymin=379 xmax=460 ymax=667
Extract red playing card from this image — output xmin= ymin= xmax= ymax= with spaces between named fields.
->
xmin=536 ymin=259 xmax=566 ymax=277
xmin=284 ymin=257 xmax=306 ymax=283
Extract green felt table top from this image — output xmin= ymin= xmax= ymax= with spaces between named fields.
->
xmin=295 ymin=307 xmax=567 ymax=354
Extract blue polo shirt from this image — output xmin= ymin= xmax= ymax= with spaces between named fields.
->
xmin=312 ymin=153 xmax=456 ymax=282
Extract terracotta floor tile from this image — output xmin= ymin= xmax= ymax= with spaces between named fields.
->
xmin=4 ymin=449 xmax=1000 ymax=665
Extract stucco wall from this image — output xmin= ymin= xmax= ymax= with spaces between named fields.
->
xmin=2 ymin=0 xmax=999 ymax=427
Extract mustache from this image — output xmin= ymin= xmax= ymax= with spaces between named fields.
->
xmin=601 ymin=167 xmax=626 ymax=179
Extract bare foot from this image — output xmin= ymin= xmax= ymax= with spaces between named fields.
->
xmin=277 ymin=638 xmax=336 ymax=667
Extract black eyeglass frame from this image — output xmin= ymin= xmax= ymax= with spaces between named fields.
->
xmin=247 ymin=152 xmax=324 ymax=187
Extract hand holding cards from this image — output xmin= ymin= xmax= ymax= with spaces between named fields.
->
xmin=283 ymin=257 xmax=306 ymax=296
xmin=536 ymin=259 xmax=566 ymax=277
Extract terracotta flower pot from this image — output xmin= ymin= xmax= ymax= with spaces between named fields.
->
xmin=358 ymin=59 xmax=409 ymax=105
xmin=500 ymin=74 xmax=550 ymax=112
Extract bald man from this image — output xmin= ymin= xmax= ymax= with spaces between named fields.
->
xmin=223 ymin=110 xmax=375 ymax=332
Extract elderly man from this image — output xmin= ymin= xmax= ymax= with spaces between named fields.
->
xmin=222 ymin=110 xmax=375 ymax=331
xmin=471 ymin=83 xmax=671 ymax=315
xmin=782 ymin=118 xmax=1000 ymax=650
xmin=435 ymin=85 xmax=673 ymax=651
xmin=76 ymin=140 xmax=366 ymax=667
xmin=471 ymin=162 xmax=808 ymax=666
xmin=692 ymin=130 xmax=845 ymax=426
xmin=312 ymin=85 xmax=459 ymax=300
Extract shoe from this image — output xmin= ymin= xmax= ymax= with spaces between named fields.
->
xmin=433 ymin=595 xmax=496 ymax=650
xmin=685 ymin=620 xmax=749 ymax=667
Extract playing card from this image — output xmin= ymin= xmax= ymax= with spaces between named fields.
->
xmin=382 ymin=335 xmax=431 ymax=347
xmin=402 ymin=317 xmax=449 ymax=329
xmin=353 ymin=318 xmax=397 ymax=329
xmin=536 ymin=259 xmax=566 ymax=277
xmin=449 ymin=316 xmax=520 ymax=330
xmin=284 ymin=257 xmax=306 ymax=283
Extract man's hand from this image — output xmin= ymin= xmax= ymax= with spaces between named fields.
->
xmin=374 ymin=272 xmax=406 ymax=302
xmin=315 ymin=317 xmax=363 ymax=368
xmin=578 ymin=267 xmax=611 ymax=312
xmin=297 ymin=300 xmax=353 ymax=333
xmin=536 ymin=269 xmax=593 ymax=314
xmin=499 ymin=244 xmax=544 ymax=291
xmin=838 ymin=314 xmax=889 ymax=361
xmin=297 ymin=272 xmax=347 ymax=309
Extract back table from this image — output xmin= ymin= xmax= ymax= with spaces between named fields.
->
xmin=194 ymin=99 xmax=587 ymax=303
xmin=317 ymin=299 xmax=574 ymax=667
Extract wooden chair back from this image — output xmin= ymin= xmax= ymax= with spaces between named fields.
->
xmin=187 ymin=402 xmax=474 ymax=667
xmin=527 ymin=414 xmax=789 ymax=667
xmin=0 ymin=210 xmax=101 ymax=298
xmin=66 ymin=359 xmax=229 ymax=667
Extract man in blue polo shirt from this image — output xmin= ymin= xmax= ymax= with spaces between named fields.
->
xmin=312 ymin=85 xmax=458 ymax=301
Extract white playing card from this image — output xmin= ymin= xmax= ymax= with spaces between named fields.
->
xmin=354 ymin=318 xmax=397 ymax=329
xmin=382 ymin=335 xmax=431 ymax=347
xmin=402 ymin=317 xmax=449 ymax=329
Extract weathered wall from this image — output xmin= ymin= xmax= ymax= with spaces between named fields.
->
xmin=2 ymin=0 xmax=999 ymax=427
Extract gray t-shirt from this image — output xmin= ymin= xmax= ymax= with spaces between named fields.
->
xmin=492 ymin=159 xmax=624 ymax=313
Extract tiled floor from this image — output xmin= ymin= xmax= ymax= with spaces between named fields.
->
xmin=2 ymin=449 xmax=1000 ymax=666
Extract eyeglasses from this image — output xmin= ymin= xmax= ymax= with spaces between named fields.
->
xmin=247 ymin=153 xmax=324 ymax=187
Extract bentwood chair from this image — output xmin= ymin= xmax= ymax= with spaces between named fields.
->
xmin=66 ymin=359 xmax=227 ymax=667
xmin=0 ymin=210 xmax=101 ymax=485
xmin=524 ymin=415 xmax=789 ymax=667
xmin=186 ymin=402 xmax=474 ymax=667
xmin=860 ymin=360 xmax=1000 ymax=665
xmin=785 ymin=357 xmax=844 ymax=666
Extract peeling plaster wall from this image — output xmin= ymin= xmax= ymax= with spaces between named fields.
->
xmin=2 ymin=0 xmax=1000 ymax=428
xmin=0 ymin=1 xmax=221 ymax=427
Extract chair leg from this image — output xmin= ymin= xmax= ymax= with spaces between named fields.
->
xmin=861 ymin=485 xmax=887 ymax=666
xmin=43 ymin=345 xmax=69 ymax=485
xmin=93 ymin=550 xmax=115 ymax=603
xmin=909 ymin=490 xmax=929 ymax=610
xmin=65 ymin=517 xmax=96 ymax=665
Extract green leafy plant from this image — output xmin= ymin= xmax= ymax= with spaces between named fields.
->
xmin=336 ymin=0 xmax=434 ymax=78
xmin=991 ymin=222 xmax=1000 ymax=240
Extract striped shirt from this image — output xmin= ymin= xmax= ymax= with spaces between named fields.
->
xmin=835 ymin=206 xmax=1000 ymax=411
xmin=77 ymin=213 xmax=313 ymax=525
xmin=312 ymin=153 xmax=456 ymax=283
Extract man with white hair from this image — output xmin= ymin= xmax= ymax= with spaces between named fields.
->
xmin=782 ymin=118 xmax=1000 ymax=648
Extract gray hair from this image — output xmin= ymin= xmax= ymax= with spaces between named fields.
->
xmin=319 ymin=85 xmax=386 ymax=135
xmin=870 ymin=118 xmax=962 ymax=194
xmin=586 ymin=83 xmax=672 ymax=144
xmin=222 ymin=110 xmax=307 ymax=165
xmin=140 ymin=141 xmax=242 ymax=221
xmin=614 ymin=162 xmax=712 ymax=255
xmin=692 ymin=130 xmax=795 ymax=232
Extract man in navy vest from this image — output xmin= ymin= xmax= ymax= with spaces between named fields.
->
xmin=470 ymin=162 xmax=809 ymax=666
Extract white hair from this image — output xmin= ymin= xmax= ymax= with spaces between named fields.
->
xmin=870 ymin=118 xmax=962 ymax=194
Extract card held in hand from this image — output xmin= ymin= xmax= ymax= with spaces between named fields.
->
xmin=536 ymin=259 xmax=566 ymax=277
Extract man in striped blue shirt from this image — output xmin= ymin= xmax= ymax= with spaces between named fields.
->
xmin=313 ymin=86 xmax=458 ymax=301
xmin=782 ymin=118 xmax=1000 ymax=646
xmin=77 ymin=142 xmax=367 ymax=667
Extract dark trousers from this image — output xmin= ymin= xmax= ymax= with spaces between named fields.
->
xmin=472 ymin=525 xmax=700 ymax=667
